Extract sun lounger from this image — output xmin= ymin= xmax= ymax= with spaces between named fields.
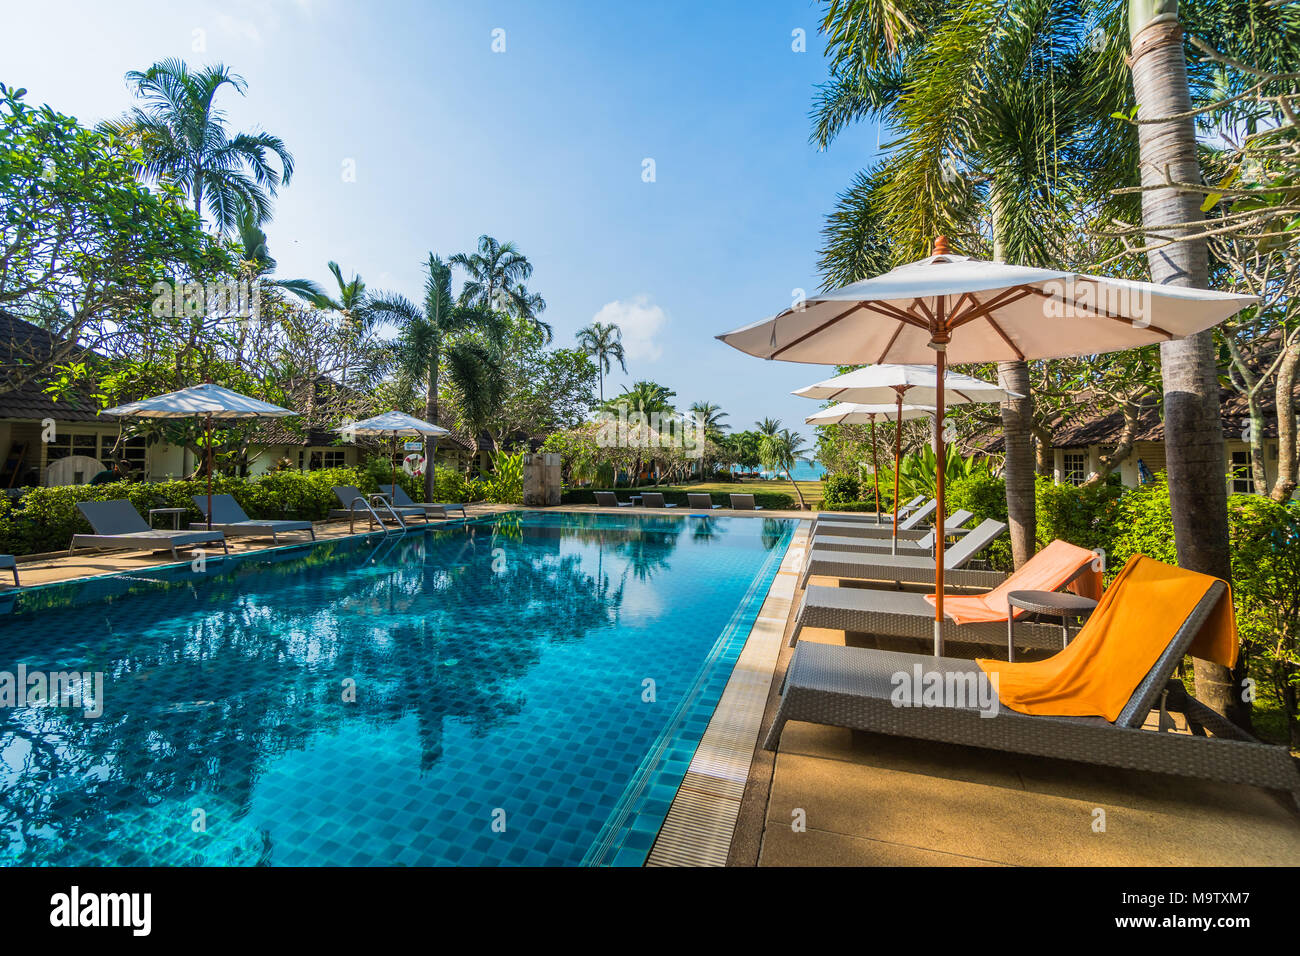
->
xmin=70 ymin=500 xmax=228 ymax=559
xmin=813 ymin=498 xmax=937 ymax=533
xmin=728 ymin=493 xmax=763 ymax=510
xmin=594 ymin=491 xmax=634 ymax=508
xmin=765 ymin=575 xmax=1300 ymax=803
xmin=687 ymin=493 xmax=723 ymax=510
xmin=799 ymin=518 xmax=1008 ymax=591
xmin=191 ymin=494 xmax=315 ymax=543
xmin=792 ymin=539 xmax=1102 ymax=655
xmin=640 ymin=492 xmax=676 ymax=508
xmin=812 ymin=509 xmax=974 ymax=553
xmin=0 ymin=554 xmax=17 ymax=586
xmin=380 ymin=484 xmax=467 ymax=519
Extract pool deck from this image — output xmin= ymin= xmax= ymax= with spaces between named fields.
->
xmin=731 ymin=560 xmax=1300 ymax=868
xmin=8 ymin=502 xmax=1295 ymax=867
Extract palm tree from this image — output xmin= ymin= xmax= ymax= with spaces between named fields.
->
xmin=689 ymin=401 xmax=730 ymax=440
xmin=233 ymin=205 xmax=320 ymax=298
xmin=290 ymin=261 xmax=374 ymax=387
xmin=450 ymin=235 xmax=532 ymax=312
xmin=760 ymin=427 xmax=812 ymax=510
xmin=103 ymin=58 xmax=294 ymax=232
xmin=371 ymin=255 xmax=506 ymax=495
xmin=575 ymin=322 xmax=627 ymax=402
xmin=1126 ymin=0 xmax=1240 ymax=726
xmin=602 ymin=380 xmax=677 ymax=417
xmin=755 ymin=417 xmax=782 ymax=438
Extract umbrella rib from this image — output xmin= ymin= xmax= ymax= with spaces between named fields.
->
xmin=1022 ymin=287 xmax=1175 ymax=339
xmin=769 ymin=302 xmax=867 ymax=359
xmin=983 ymin=313 xmax=1027 ymax=361
xmin=875 ymin=322 xmax=906 ymax=364
xmin=947 ymin=287 xmax=1034 ymax=330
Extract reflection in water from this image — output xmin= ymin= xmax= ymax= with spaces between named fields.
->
xmin=0 ymin=511 xmax=793 ymax=865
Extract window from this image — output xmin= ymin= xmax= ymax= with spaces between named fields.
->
xmin=1231 ymin=450 xmax=1253 ymax=494
xmin=299 ymin=449 xmax=347 ymax=471
xmin=1062 ymin=452 xmax=1086 ymax=487
xmin=46 ymin=431 xmax=104 ymax=463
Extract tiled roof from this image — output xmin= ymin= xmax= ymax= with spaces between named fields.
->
xmin=0 ymin=312 xmax=113 ymax=423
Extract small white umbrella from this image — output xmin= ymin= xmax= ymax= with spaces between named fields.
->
xmin=721 ymin=238 xmax=1256 ymax=655
xmin=102 ymin=383 xmax=297 ymax=530
xmin=796 ymin=364 xmax=1021 ymax=541
xmin=337 ymin=411 xmax=449 ymax=493
xmin=804 ymin=401 xmax=936 ymax=523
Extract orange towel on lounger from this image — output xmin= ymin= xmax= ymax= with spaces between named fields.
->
xmin=976 ymin=555 xmax=1237 ymax=721
xmin=923 ymin=539 xmax=1101 ymax=625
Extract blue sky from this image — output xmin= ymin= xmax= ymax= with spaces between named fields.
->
xmin=1 ymin=0 xmax=881 ymax=445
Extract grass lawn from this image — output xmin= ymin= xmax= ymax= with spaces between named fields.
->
xmin=658 ymin=478 xmax=824 ymax=508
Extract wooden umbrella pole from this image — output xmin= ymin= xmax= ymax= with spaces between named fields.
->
xmin=391 ymin=434 xmax=398 ymax=496
xmin=205 ymin=414 xmax=213 ymax=532
xmin=870 ymin=416 xmax=881 ymax=522
xmin=892 ymin=389 xmax=904 ymax=552
xmin=933 ymin=344 xmax=948 ymax=656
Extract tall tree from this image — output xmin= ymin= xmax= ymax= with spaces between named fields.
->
xmin=575 ymin=321 xmax=627 ymax=402
xmin=450 ymin=235 xmax=533 ymax=313
xmin=290 ymin=261 xmax=375 ymax=387
xmin=760 ymin=427 xmax=812 ymax=510
xmin=103 ymin=59 xmax=294 ymax=232
xmin=1126 ymin=0 xmax=1243 ymax=726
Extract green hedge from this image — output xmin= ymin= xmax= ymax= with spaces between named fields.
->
xmin=814 ymin=500 xmax=882 ymax=513
xmin=560 ymin=488 xmax=796 ymax=510
xmin=0 ymin=466 xmax=467 ymax=556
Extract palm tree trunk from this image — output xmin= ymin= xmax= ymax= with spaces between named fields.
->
xmin=424 ymin=350 xmax=439 ymax=502
xmin=1271 ymin=335 xmax=1298 ymax=501
xmin=998 ymin=360 xmax=1037 ymax=568
xmin=784 ymin=466 xmax=806 ymax=510
xmin=1129 ymin=2 xmax=1248 ymax=729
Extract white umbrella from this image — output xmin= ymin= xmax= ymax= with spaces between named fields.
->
xmin=796 ymin=364 xmax=1021 ymax=541
xmin=804 ymin=401 xmax=936 ymax=524
xmin=102 ymin=383 xmax=297 ymax=531
xmin=337 ymin=411 xmax=449 ymax=493
xmin=720 ymin=238 xmax=1257 ymax=654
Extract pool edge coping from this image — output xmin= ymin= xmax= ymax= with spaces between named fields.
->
xmin=643 ymin=519 xmax=811 ymax=867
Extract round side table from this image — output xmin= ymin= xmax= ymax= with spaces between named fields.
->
xmin=1005 ymin=589 xmax=1098 ymax=661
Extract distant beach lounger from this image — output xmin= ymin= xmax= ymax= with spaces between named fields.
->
xmin=765 ymin=571 xmax=1300 ymax=804
xmin=70 ymin=500 xmax=227 ymax=559
xmin=728 ymin=493 xmax=763 ymax=510
xmin=594 ymin=491 xmax=634 ymax=508
xmin=687 ymin=493 xmax=722 ymax=510
xmin=640 ymin=492 xmax=676 ymax=508
xmin=812 ymin=509 xmax=973 ymax=554
xmin=191 ymin=494 xmax=315 ymax=543
xmin=798 ymin=518 xmax=1008 ymax=591
xmin=381 ymin=484 xmax=467 ymax=519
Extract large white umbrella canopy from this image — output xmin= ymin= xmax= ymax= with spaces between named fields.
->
xmin=720 ymin=239 xmax=1257 ymax=654
xmin=794 ymin=364 xmax=1022 ymax=405
xmin=805 ymin=401 xmax=936 ymax=524
xmin=102 ymin=383 xmax=297 ymax=531
xmin=337 ymin=411 xmax=450 ymax=492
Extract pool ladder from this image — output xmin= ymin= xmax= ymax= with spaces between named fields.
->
xmin=345 ymin=495 xmax=407 ymax=535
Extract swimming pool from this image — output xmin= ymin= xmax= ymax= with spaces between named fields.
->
xmin=0 ymin=510 xmax=794 ymax=866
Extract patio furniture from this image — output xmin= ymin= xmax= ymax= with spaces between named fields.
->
xmin=812 ymin=509 xmax=973 ymax=554
xmin=763 ymin=577 xmax=1300 ymax=805
xmin=148 ymin=507 xmax=188 ymax=530
xmin=791 ymin=540 xmax=1102 ymax=656
xmin=798 ymin=518 xmax=1008 ymax=592
xmin=814 ymin=498 xmax=936 ymax=534
xmin=728 ymin=493 xmax=763 ymax=510
xmin=70 ymin=500 xmax=228 ymax=559
xmin=380 ymin=484 xmax=468 ymax=519
xmin=815 ymin=495 xmax=926 ymax=526
xmin=191 ymin=494 xmax=316 ymax=543
xmin=0 ymin=554 xmax=17 ymax=586
xmin=1005 ymin=590 xmax=1098 ymax=661
xmin=594 ymin=491 xmax=633 ymax=508
xmin=687 ymin=493 xmax=722 ymax=510
xmin=640 ymin=492 xmax=676 ymax=508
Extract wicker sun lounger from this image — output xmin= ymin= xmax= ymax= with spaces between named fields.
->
xmin=640 ymin=492 xmax=676 ymax=508
xmin=330 ymin=485 xmax=436 ymax=527
xmin=799 ymin=518 xmax=1008 ymax=591
xmin=813 ymin=496 xmax=932 ymax=530
xmin=814 ymin=502 xmax=951 ymax=541
xmin=70 ymin=500 xmax=228 ymax=559
xmin=381 ymin=485 xmax=468 ymax=518
xmin=192 ymin=494 xmax=316 ymax=543
xmin=764 ymin=581 xmax=1300 ymax=803
xmin=594 ymin=491 xmax=634 ymax=508
xmin=816 ymin=494 xmax=926 ymax=524
xmin=812 ymin=510 xmax=974 ymax=554
xmin=0 ymin=554 xmax=18 ymax=586
xmin=687 ymin=493 xmax=723 ymax=510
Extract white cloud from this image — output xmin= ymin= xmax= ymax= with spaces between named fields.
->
xmin=591 ymin=295 xmax=668 ymax=363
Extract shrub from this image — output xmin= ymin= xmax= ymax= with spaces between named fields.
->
xmin=1107 ymin=475 xmax=1177 ymax=572
xmin=1035 ymin=476 xmax=1124 ymax=558
xmin=560 ymin=488 xmax=796 ymax=510
xmin=946 ymin=472 xmax=1012 ymax=569
xmin=820 ymin=473 xmax=861 ymax=506
xmin=481 ymin=452 xmax=524 ymax=504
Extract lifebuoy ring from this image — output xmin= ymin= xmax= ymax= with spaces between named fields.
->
xmin=402 ymin=453 xmax=426 ymax=476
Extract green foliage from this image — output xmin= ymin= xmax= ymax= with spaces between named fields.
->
xmin=481 ymin=451 xmax=524 ymax=504
xmin=1035 ymin=477 xmax=1125 ymax=558
xmin=813 ymin=499 xmax=880 ymax=513
xmin=1107 ymin=475 xmax=1178 ymax=571
xmin=561 ymin=488 xmax=796 ymax=510
xmin=432 ymin=467 xmax=485 ymax=504
xmin=821 ymin=472 xmax=862 ymax=506
xmin=893 ymin=446 xmax=989 ymax=503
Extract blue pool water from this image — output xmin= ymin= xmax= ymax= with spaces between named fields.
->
xmin=0 ymin=511 xmax=794 ymax=867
